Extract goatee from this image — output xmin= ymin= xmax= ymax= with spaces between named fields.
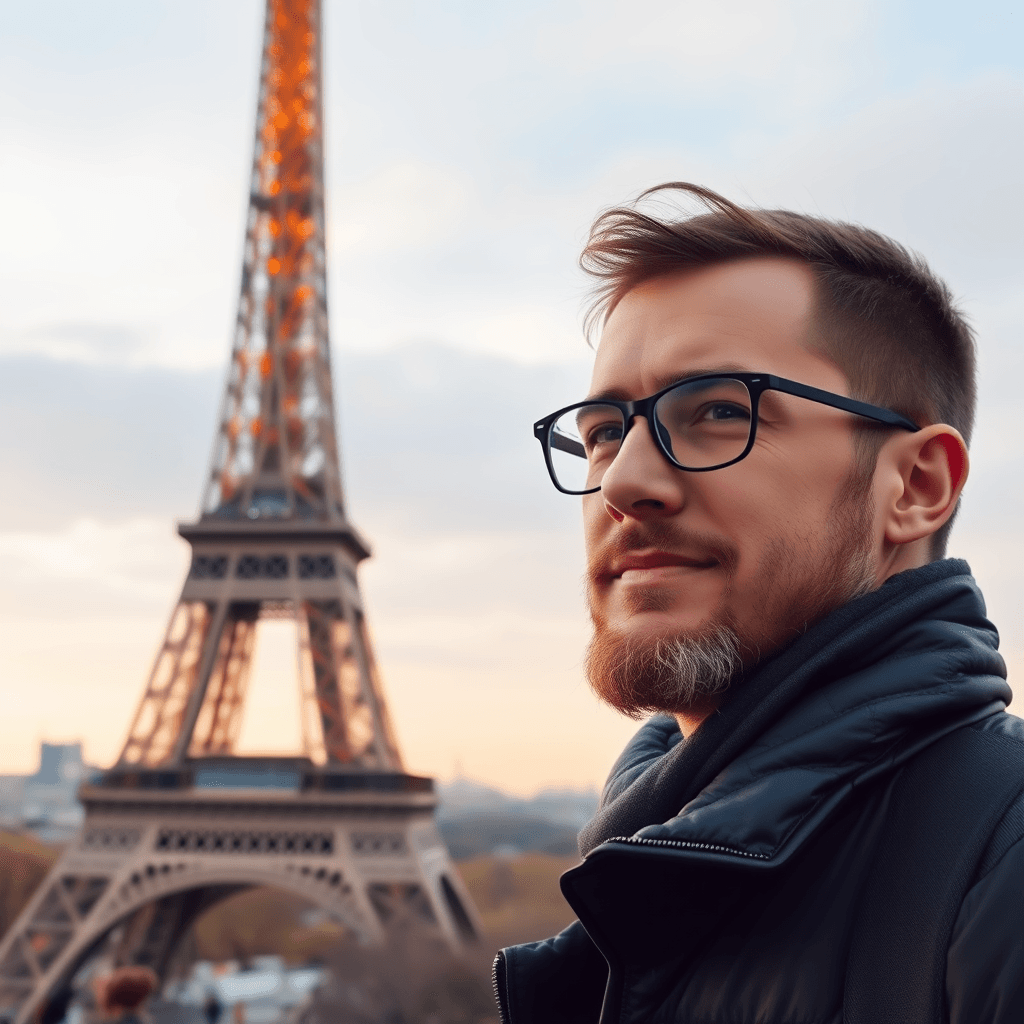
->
xmin=585 ymin=621 xmax=742 ymax=719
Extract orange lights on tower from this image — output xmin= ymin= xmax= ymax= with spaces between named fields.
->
xmin=204 ymin=0 xmax=335 ymax=524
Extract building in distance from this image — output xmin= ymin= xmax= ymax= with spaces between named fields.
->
xmin=0 ymin=743 xmax=99 ymax=843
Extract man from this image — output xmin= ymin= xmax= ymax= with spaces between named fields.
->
xmin=493 ymin=184 xmax=1023 ymax=1023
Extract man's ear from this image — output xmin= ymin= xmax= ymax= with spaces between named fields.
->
xmin=883 ymin=425 xmax=969 ymax=548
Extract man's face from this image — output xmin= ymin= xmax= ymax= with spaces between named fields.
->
xmin=584 ymin=258 xmax=880 ymax=715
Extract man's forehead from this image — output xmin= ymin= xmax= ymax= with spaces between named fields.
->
xmin=588 ymin=259 xmax=820 ymax=396
xmin=587 ymin=362 xmax=755 ymax=402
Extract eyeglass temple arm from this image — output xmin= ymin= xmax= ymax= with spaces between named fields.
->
xmin=770 ymin=376 xmax=920 ymax=432
xmin=547 ymin=427 xmax=586 ymax=458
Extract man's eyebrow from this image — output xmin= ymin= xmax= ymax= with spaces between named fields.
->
xmin=585 ymin=364 xmax=757 ymax=402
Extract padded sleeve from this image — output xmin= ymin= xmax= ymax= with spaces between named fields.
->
xmin=947 ymin=833 xmax=1024 ymax=1023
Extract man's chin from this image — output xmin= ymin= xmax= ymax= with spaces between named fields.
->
xmin=585 ymin=617 xmax=743 ymax=720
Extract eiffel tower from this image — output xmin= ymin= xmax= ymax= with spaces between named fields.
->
xmin=0 ymin=3 xmax=479 ymax=1021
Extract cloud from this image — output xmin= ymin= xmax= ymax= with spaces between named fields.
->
xmin=536 ymin=0 xmax=872 ymax=101
xmin=337 ymin=343 xmax=593 ymax=534
xmin=333 ymin=160 xmax=476 ymax=255
xmin=2 ymin=323 xmax=149 ymax=364
xmin=0 ymin=355 xmax=220 ymax=530
xmin=0 ymin=519 xmax=188 ymax=616
xmin=743 ymin=73 xmax=1024 ymax=292
xmin=0 ymin=344 xmax=593 ymax=538
xmin=3 ymin=0 xmax=1019 ymax=384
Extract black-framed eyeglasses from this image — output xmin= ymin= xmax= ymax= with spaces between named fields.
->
xmin=533 ymin=372 xmax=920 ymax=495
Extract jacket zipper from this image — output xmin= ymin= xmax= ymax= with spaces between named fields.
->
xmin=602 ymin=835 xmax=771 ymax=860
xmin=490 ymin=839 xmax=768 ymax=1024
xmin=492 ymin=950 xmax=510 ymax=1024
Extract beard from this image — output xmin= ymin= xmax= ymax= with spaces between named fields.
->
xmin=585 ymin=618 xmax=743 ymax=720
xmin=585 ymin=467 xmax=877 ymax=719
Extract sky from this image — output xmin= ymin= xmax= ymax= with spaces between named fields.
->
xmin=0 ymin=0 xmax=1021 ymax=795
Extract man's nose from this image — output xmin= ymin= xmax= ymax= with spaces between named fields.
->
xmin=599 ymin=416 xmax=687 ymax=521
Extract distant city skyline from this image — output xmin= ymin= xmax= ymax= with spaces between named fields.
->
xmin=0 ymin=0 xmax=1021 ymax=794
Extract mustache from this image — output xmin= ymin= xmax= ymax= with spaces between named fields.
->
xmin=586 ymin=521 xmax=739 ymax=585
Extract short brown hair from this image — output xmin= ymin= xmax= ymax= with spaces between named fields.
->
xmin=581 ymin=182 xmax=977 ymax=557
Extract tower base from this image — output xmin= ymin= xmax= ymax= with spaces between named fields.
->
xmin=0 ymin=761 xmax=479 ymax=1024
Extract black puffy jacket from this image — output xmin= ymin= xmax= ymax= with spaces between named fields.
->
xmin=494 ymin=560 xmax=1024 ymax=1023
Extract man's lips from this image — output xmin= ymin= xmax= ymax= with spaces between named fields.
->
xmin=602 ymin=550 xmax=720 ymax=582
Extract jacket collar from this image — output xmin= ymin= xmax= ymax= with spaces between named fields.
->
xmin=577 ymin=559 xmax=1009 ymax=866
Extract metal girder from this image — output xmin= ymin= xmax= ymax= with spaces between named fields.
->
xmin=300 ymin=602 xmax=403 ymax=768
xmin=119 ymin=603 xmax=214 ymax=767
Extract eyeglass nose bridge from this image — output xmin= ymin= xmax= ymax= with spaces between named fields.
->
xmin=606 ymin=397 xmax=675 ymax=472
xmin=598 ymin=395 xmax=679 ymax=483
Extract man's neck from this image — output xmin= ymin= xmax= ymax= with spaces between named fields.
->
xmin=675 ymin=703 xmax=719 ymax=738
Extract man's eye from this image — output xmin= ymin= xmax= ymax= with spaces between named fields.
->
xmin=585 ymin=423 xmax=623 ymax=450
xmin=698 ymin=402 xmax=750 ymax=423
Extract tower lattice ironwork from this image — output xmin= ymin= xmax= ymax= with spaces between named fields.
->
xmin=0 ymin=5 xmax=478 ymax=1021
xmin=119 ymin=0 xmax=398 ymax=772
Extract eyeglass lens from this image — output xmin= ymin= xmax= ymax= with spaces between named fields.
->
xmin=547 ymin=376 xmax=754 ymax=492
